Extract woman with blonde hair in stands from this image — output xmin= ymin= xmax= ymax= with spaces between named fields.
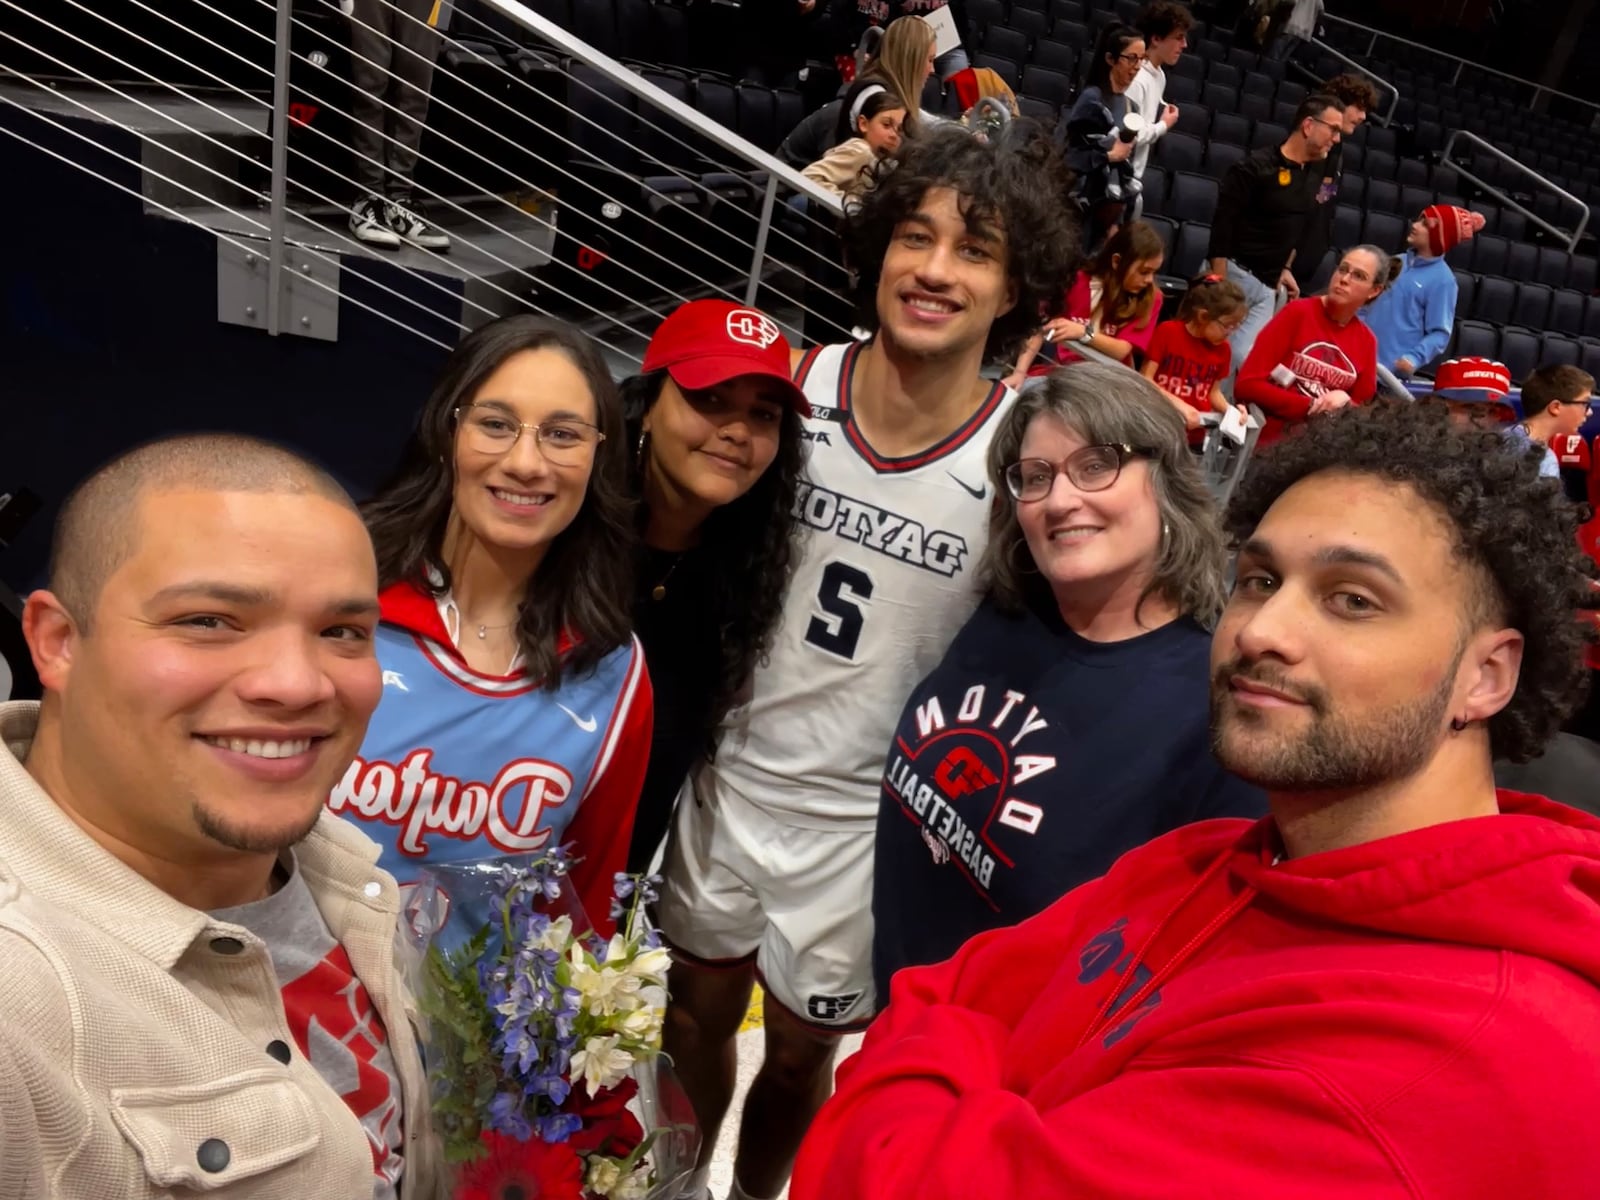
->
xmin=778 ymin=15 xmax=936 ymax=167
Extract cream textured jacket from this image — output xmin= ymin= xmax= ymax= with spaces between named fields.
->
xmin=0 ymin=702 xmax=440 ymax=1200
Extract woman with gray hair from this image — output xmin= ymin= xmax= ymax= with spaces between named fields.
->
xmin=870 ymin=359 xmax=1264 ymax=1004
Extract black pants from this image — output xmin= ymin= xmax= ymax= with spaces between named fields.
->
xmin=346 ymin=0 xmax=442 ymax=197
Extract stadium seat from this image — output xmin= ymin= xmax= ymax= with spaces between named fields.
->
xmin=1172 ymin=171 xmax=1219 ymax=218
xmin=1142 ymin=213 xmax=1178 ymax=258
xmin=1513 ymin=281 xmax=1553 ymax=330
xmin=1498 ymin=209 xmax=1527 ymax=244
xmin=735 ymin=83 xmax=777 ymax=154
xmin=1170 ymin=53 xmax=1205 ymax=81
xmin=1366 ymin=124 xmax=1399 ymax=154
xmin=1171 ymin=220 xmax=1212 ymax=278
xmin=1332 ymin=204 xmax=1362 ymax=251
xmin=1156 ymin=131 xmax=1205 ymax=173
xmin=1541 ymin=332 xmax=1582 ymax=369
xmin=972 ymin=51 xmax=1021 ymax=89
xmin=1257 ymin=57 xmax=1287 ymax=83
xmin=1399 ymin=185 xmax=1433 ymax=220
xmin=1454 ymin=320 xmax=1500 ymax=362
xmin=1224 ymin=48 xmax=1257 ymax=75
xmin=1366 ymin=179 xmax=1400 ymax=215
xmin=615 ymin=0 xmax=653 ymax=60
xmin=1202 ymin=82 xmax=1237 ymax=111
xmin=1397 ymin=158 xmax=1430 ymax=188
xmin=1239 ymin=93 xmax=1273 ymax=123
xmin=1499 ymin=327 xmax=1541 ymax=383
xmin=1032 ymin=39 xmax=1078 ymax=74
xmin=1241 ymin=72 xmax=1275 ymax=100
xmin=1366 ymin=150 xmax=1398 ymax=180
xmin=1549 ymin=288 xmax=1586 ymax=336
xmin=1571 ymin=255 xmax=1599 ymax=295
xmin=1254 ymin=121 xmax=1288 ymax=149
xmin=1341 ymin=142 xmax=1364 ymax=172
xmin=1472 ymin=276 xmax=1514 ymax=324
xmin=1010 ymin=8 xmax=1051 ymax=42
xmin=1506 ymin=241 xmax=1538 ymax=282
xmin=1017 ymin=96 xmax=1056 ymax=123
xmin=1535 ymin=246 xmax=1571 ymax=290
xmin=1210 ymin=111 xmax=1251 ymax=147
xmin=1164 ymin=74 xmax=1201 ymax=105
xmin=1270 ymin=98 xmax=1298 ymax=128
xmin=1209 ymin=63 xmax=1243 ymax=90
xmin=1173 ymin=104 xmax=1211 ymax=138
xmin=1141 ymin=165 xmax=1169 ymax=215
xmin=1339 ymin=172 xmax=1366 ymax=208
xmin=1471 ymin=234 xmax=1510 ymax=278
xmin=969 ymin=0 xmax=1006 ymax=26
xmin=648 ymin=2 xmax=688 ymax=65
xmin=1277 ymin=80 xmax=1307 ymax=107
xmin=572 ymin=0 xmax=619 ymax=56
xmin=1452 ymin=269 xmax=1478 ymax=320
xmin=1203 ymin=142 xmax=1247 ymax=179
xmin=1019 ymin=65 xmax=1072 ymax=108
xmin=984 ymin=26 xmax=1030 ymax=62
xmin=1581 ymin=338 xmax=1600 ymax=381
xmin=1052 ymin=19 xmax=1090 ymax=48
xmin=1430 ymin=163 xmax=1460 ymax=194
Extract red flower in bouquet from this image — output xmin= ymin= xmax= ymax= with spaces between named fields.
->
xmin=456 ymin=1132 xmax=585 ymax=1200
xmin=566 ymin=1077 xmax=646 ymax=1161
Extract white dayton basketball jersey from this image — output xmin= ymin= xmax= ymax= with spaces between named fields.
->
xmin=707 ymin=339 xmax=1014 ymax=828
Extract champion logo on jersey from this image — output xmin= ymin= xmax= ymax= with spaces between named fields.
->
xmin=725 ymin=308 xmax=781 ymax=349
xmin=883 ymin=683 xmax=1059 ymax=907
xmin=1286 ymin=342 xmax=1357 ymax=398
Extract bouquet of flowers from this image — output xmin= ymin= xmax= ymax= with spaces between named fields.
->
xmin=405 ymin=846 xmax=698 ymax=1200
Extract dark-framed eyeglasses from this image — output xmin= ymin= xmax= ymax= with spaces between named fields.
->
xmin=1115 ymin=51 xmax=1145 ymax=65
xmin=1003 ymin=443 xmax=1157 ymax=502
xmin=454 ymin=403 xmax=606 ymax=461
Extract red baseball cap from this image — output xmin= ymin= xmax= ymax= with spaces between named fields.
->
xmin=641 ymin=300 xmax=811 ymax=416
xmin=1430 ymin=357 xmax=1512 ymax=403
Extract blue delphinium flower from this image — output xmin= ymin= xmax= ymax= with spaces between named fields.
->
xmin=535 ymin=1110 xmax=584 ymax=1144
xmin=486 ymin=1091 xmax=533 ymax=1139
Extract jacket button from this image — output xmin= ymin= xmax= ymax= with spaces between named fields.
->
xmin=196 ymin=1138 xmax=231 ymax=1173
xmin=209 ymin=936 xmax=245 ymax=955
xmin=266 ymin=1039 xmax=292 ymax=1064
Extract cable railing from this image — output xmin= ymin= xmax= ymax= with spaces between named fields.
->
xmin=1321 ymin=12 xmax=1600 ymax=121
xmin=1304 ymin=36 xmax=1398 ymax=127
xmin=1442 ymin=129 xmax=1590 ymax=251
xmin=0 ymin=0 xmax=857 ymax=365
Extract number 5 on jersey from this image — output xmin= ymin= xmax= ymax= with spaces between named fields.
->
xmin=805 ymin=561 xmax=875 ymax=660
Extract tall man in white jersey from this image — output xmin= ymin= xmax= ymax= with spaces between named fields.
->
xmin=655 ymin=123 xmax=1080 ymax=1200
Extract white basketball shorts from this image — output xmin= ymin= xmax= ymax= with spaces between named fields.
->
xmin=655 ymin=770 xmax=876 ymax=1031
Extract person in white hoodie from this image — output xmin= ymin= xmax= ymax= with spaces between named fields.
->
xmin=1125 ymin=0 xmax=1192 ymax=205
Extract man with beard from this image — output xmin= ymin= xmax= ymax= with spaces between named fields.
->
xmin=0 ymin=435 xmax=438 ymax=1199
xmin=789 ymin=399 xmax=1600 ymax=1200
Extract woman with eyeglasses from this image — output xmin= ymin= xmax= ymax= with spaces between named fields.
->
xmin=870 ymin=360 xmax=1263 ymax=1005
xmin=329 ymin=315 xmax=649 ymax=934
xmin=1065 ymin=23 xmax=1148 ymax=250
xmin=1235 ymin=244 xmax=1390 ymax=447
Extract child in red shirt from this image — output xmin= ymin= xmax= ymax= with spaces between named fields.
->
xmin=1142 ymin=274 xmax=1251 ymax=445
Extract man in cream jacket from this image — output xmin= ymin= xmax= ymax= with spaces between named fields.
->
xmin=0 ymin=434 xmax=439 ymax=1199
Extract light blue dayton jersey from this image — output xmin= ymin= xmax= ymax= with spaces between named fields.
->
xmin=704 ymin=339 xmax=1015 ymax=829
xmin=325 ymin=581 xmax=652 ymax=931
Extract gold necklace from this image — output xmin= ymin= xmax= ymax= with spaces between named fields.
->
xmin=651 ymin=555 xmax=683 ymax=602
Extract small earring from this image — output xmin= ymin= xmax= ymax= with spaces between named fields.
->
xmin=1450 ymin=717 xmax=1469 ymax=733
xmin=635 ymin=429 xmax=648 ymax=466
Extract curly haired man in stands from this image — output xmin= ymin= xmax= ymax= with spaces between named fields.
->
xmin=791 ymin=398 xmax=1600 ymax=1200
xmin=1293 ymin=72 xmax=1381 ymax=291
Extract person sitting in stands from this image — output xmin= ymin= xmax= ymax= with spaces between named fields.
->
xmin=802 ymin=88 xmax=906 ymax=198
xmin=1361 ymin=204 xmax=1485 ymax=380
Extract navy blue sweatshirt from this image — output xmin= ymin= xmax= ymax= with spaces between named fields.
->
xmin=871 ymin=597 xmax=1267 ymax=1002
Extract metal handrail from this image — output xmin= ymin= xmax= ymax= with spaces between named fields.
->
xmin=477 ymin=0 xmax=844 ymax=218
xmin=1321 ymin=12 xmax=1600 ymax=119
xmin=1305 ymin=37 xmax=1398 ymax=127
xmin=1442 ymin=129 xmax=1590 ymax=251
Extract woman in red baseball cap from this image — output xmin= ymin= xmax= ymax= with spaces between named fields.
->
xmin=622 ymin=299 xmax=809 ymax=872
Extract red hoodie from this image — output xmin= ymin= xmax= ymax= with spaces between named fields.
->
xmin=792 ymin=792 xmax=1600 ymax=1199
xmin=1236 ymin=296 xmax=1378 ymax=447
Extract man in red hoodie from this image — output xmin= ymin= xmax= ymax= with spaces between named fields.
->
xmin=791 ymin=399 xmax=1600 ymax=1200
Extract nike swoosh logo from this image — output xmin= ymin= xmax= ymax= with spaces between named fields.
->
xmin=948 ymin=472 xmax=986 ymax=500
xmin=556 ymin=703 xmax=598 ymax=733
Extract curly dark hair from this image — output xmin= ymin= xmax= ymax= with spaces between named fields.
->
xmin=1136 ymin=0 xmax=1195 ymax=42
xmin=1322 ymin=72 xmax=1382 ymax=115
xmin=841 ymin=120 xmax=1080 ymax=363
xmin=362 ymin=316 xmax=634 ymax=689
xmin=1224 ymin=399 xmax=1598 ymax=763
xmin=620 ymin=371 xmax=805 ymax=755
